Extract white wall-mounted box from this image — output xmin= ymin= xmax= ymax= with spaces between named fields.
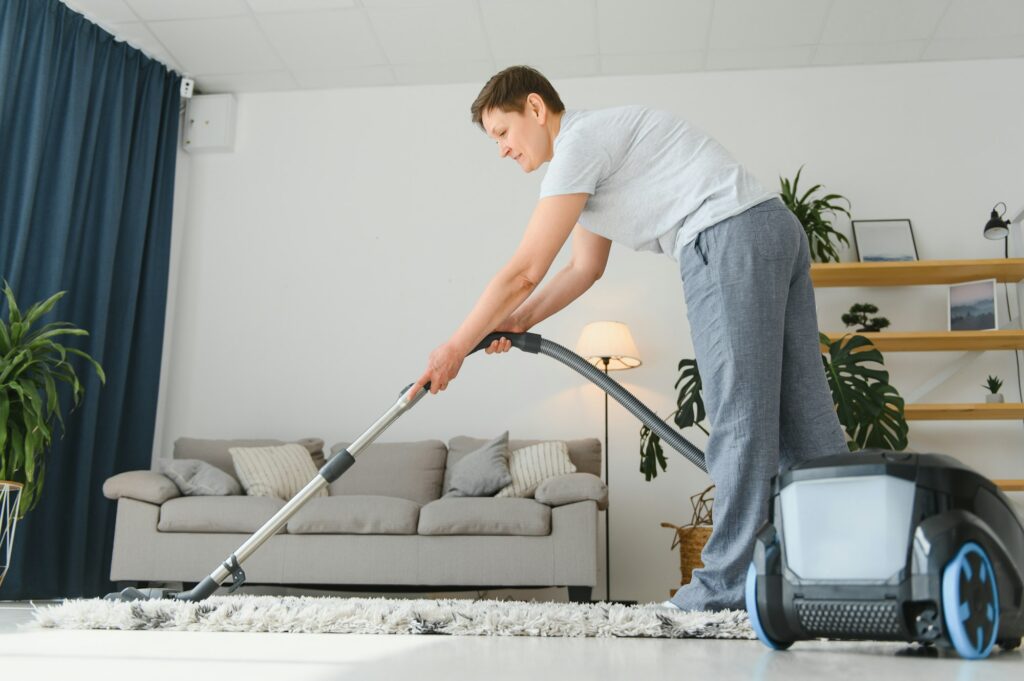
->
xmin=183 ymin=94 xmax=236 ymax=153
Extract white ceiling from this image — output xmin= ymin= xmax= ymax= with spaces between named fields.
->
xmin=61 ymin=0 xmax=1024 ymax=94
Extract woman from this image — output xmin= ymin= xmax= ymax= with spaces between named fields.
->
xmin=408 ymin=65 xmax=846 ymax=611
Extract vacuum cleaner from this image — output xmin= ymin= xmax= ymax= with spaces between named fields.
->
xmin=746 ymin=450 xmax=1024 ymax=659
xmin=104 ymin=332 xmax=1024 ymax=659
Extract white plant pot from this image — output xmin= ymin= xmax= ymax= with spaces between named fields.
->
xmin=985 ymin=393 xmax=1005 ymax=403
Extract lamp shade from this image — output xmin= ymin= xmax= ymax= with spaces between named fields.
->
xmin=575 ymin=321 xmax=642 ymax=371
xmin=984 ymin=206 xmax=1010 ymax=241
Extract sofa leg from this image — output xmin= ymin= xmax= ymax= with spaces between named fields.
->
xmin=567 ymin=586 xmax=592 ymax=603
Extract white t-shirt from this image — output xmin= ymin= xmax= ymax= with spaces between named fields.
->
xmin=539 ymin=106 xmax=776 ymax=260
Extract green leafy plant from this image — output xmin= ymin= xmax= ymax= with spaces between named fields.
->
xmin=639 ymin=359 xmax=707 ymax=481
xmin=639 ymin=333 xmax=909 ymax=476
xmin=820 ymin=333 xmax=908 ymax=451
xmin=984 ymin=375 xmax=1004 ymax=394
xmin=0 ymin=282 xmax=105 ymax=519
xmin=842 ymin=303 xmax=890 ymax=333
xmin=779 ymin=166 xmax=851 ymax=263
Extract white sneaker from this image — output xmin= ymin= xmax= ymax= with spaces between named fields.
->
xmin=657 ymin=599 xmax=682 ymax=609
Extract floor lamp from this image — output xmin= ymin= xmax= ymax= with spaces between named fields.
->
xmin=576 ymin=321 xmax=641 ymax=604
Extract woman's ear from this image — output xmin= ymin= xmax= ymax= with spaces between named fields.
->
xmin=526 ymin=93 xmax=546 ymax=124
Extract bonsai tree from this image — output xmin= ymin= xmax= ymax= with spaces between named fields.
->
xmin=842 ymin=303 xmax=890 ymax=333
xmin=779 ymin=166 xmax=851 ymax=263
xmin=0 ymin=282 xmax=105 ymax=519
xmin=640 ymin=333 xmax=909 ymax=477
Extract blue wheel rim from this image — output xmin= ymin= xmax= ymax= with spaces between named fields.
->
xmin=942 ymin=541 xmax=999 ymax=659
xmin=745 ymin=562 xmax=788 ymax=650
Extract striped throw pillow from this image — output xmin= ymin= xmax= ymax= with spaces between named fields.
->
xmin=229 ymin=443 xmax=327 ymax=500
xmin=495 ymin=441 xmax=576 ymax=498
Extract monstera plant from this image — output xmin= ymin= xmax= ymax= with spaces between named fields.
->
xmin=780 ymin=166 xmax=851 ymax=263
xmin=0 ymin=282 xmax=105 ymax=519
xmin=639 ymin=333 xmax=908 ymax=479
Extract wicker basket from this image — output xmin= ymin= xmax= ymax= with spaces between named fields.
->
xmin=662 ymin=484 xmax=714 ymax=593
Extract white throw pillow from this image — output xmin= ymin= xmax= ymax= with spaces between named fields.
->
xmin=495 ymin=441 xmax=576 ymax=498
xmin=229 ymin=443 xmax=327 ymax=500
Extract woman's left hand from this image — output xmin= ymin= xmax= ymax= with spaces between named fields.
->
xmin=408 ymin=342 xmax=465 ymax=400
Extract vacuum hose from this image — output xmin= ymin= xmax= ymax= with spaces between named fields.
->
xmin=469 ymin=332 xmax=707 ymax=472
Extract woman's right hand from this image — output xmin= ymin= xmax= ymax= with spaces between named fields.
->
xmin=485 ymin=314 xmax=529 ymax=354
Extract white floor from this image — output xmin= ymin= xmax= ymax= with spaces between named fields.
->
xmin=3 ymin=600 xmax=1022 ymax=681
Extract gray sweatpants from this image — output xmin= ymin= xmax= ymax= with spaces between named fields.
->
xmin=670 ymin=197 xmax=847 ymax=611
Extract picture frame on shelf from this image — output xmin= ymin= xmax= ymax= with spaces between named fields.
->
xmin=852 ymin=219 xmax=919 ymax=262
xmin=948 ymin=278 xmax=998 ymax=331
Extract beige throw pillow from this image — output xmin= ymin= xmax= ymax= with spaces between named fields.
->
xmin=495 ymin=441 xmax=576 ymax=498
xmin=229 ymin=443 xmax=327 ymax=500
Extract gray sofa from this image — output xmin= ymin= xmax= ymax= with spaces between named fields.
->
xmin=103 ymin=435 xmax=607 ymax=601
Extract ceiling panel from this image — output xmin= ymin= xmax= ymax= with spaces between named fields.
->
xmin=820 ymin=0 xmax=950 ymax=45
xmin=708 ymin=0 xmax=832 ymax=50
xmin=367 ymin=0 xmax=490 ymax=64
xmin=597 ymin=0 xmax=713 ymax=54
xmin=257 ymin=10 xmax=386 ymax=72
xmin=125 ymin=0 xmax=250 ymax=22
xmin=480 ymin=0 xmax=599 ymax=62
xmin=149 ymin=16 xmax=285 ymax=75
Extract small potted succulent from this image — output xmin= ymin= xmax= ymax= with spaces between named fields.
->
xmin=984 ymin=375 xmax=1005 ymax=403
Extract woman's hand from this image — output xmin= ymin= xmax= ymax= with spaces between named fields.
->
xmin=486 ymin=313 xmax=530 ymax=354
xmin=408 ymin=342 xmax=465 ymax=400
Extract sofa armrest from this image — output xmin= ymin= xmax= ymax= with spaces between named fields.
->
xmin=535 ymin=473 xmax=608 ymax=511
xmin=102 ymin=470 xmax=181 ymax=505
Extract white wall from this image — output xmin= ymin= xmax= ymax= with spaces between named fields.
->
xmin=156 ymin=57 xmax=1024 ymax=604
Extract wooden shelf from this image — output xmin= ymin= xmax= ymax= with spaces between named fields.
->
xmin=905 ymin=403 xmax=1024 ymax=420
xmin=823 ymin=330 xmax=1024 ymax=351
xmin=811 ymin=259 xmax=1024 ymax=287
xmin=994 ymin=480 xmax=1024 ymax=492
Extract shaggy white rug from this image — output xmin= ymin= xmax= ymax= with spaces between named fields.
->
xmin=30 ymin=595 xmax=755 ymax=638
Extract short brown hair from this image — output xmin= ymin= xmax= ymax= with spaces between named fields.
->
xmin=470 ymin=65 xmax=565 ymax=131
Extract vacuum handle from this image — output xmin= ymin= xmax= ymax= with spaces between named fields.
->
xmin=470 ymin=332 xmax=542 ymax=355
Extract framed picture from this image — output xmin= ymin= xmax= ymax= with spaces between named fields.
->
xmin=851 ymin=219 xmax=919 ymax=262
xmin=948 ymin=279 xmax=998 ymax=331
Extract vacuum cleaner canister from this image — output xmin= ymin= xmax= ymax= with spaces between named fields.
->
xmin=746 ymin=451 xmax=1024 ymax=659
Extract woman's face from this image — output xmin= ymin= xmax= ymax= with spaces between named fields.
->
xmin=481 ymin=94 xmax=555 ymax=173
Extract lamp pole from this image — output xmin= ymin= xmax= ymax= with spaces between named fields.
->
xmin=602 ymin=357 xmax=611 ymax=603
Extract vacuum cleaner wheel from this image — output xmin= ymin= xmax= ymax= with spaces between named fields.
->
xmin=745 ymin=563 xmax=793 ymax=650
xmin=941 ymin=541 xmax=999 ymax=659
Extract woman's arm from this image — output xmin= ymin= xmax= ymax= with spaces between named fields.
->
xmin=507 ymin=224 xmax=611 ymax=330
xmin=408 ymin=193 xmax=589 ymax=398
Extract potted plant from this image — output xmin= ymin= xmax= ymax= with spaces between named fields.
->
xmin=1 ymin=282 xmax=105 ymax=587
xmin=842 ymin=303 xmax=890 ymax=333
xmin=779 ymin=166 xmax=851 ymax=263
xmin=984 ymin=375 xmax=1005 ymax=403
xmin=640 ymin=333 xmax=908 ymax=476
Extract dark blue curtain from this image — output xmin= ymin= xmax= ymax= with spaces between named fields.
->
xmin=0 ymin=0 xmax=180 ymax=598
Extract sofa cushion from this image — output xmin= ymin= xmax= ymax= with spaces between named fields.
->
xmin=158 ymin=458 xmax=242 ymax=496
xmin=496 ymin=441 xmax=577 ymax=498
xmin=444 ymin=431 xmax=511 ymax=498
xmin=157 ymin=496 xmax=287 ymax=533
xmin=173 ymin=436 xmax=326 ymax=479
xmin=103 ymin=470 xmax=181 ymax=505
xmin=328 ymin=440 xmax=447 ymax=505
xmin=535 ymin=473 xmax=608 ymax=510
xmin=417 ymin=497 xmax=551 ymax=536
xmin=286 ymin=495 xmax=421 ymax=535
xmin=229 ymin=443 xmax=327 ymax=500
xmin=446 ymin=436 xmax=601 ymax=492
